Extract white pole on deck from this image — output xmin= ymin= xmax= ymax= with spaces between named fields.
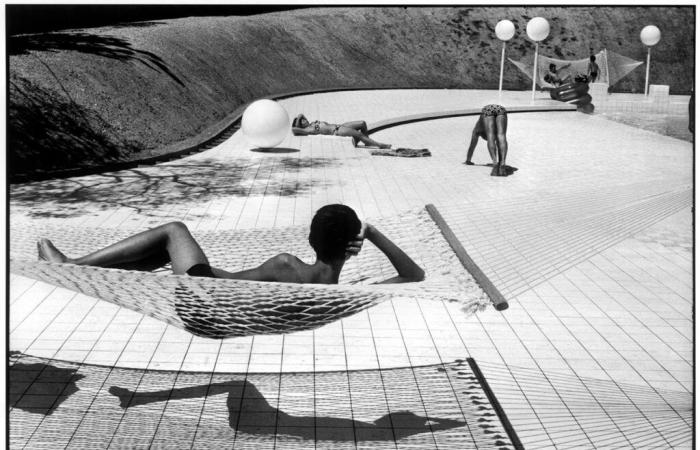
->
xmin=495 ymin=20 xmax=515 ymax=97
xmin=640 ymin=25 xmax=661 ymax=96
xmin=526 ymin=17 xmax=550 ymax=102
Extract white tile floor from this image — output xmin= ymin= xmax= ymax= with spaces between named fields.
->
xmin=9 ymin=89 xmax=693 ymax=448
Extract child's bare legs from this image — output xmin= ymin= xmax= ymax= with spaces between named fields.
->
xmin=335 ymin=126 xmax=390 ymax=148
xmin=37 ymin=222 xmax=209 ymax=275
xmin=495 ymin=114 xmax=508 ymax=167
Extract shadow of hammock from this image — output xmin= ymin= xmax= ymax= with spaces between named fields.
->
xmin=476 ymin=360 xmax=692 ymax=449
xmin=9 ymin=352 xmax=519 ymax=448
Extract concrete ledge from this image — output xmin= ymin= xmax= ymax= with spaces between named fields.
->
xmin=649 ymin=84 xmax=671 ymax=97
xmin=367 ymin=104 xmax=577 ymax=134
xmin=588 ymin=83 xmax=610 ymax=103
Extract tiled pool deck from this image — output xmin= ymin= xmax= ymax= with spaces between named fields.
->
xmin=9 ymin=89 xmax=693 ymax=448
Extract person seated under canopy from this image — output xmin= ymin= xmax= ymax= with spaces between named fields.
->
xmin=543 ymin=63 xmax=572 ymax=87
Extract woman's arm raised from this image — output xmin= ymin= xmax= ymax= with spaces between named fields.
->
xmin=347 ymin=223 xmax=425 ymax=284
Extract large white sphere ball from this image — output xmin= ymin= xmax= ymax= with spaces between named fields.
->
xmin=640 ymin=25 xmax=661 ymax=46
xmin=495 ymin=20 xmax=516 ymax=41
xmin=241 ymin=99 xmax=290 ymax=148
xmin=526 ymin=17 xmax=550 ymax=42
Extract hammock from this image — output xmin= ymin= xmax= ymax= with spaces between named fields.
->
xmin=10 ymin=206 xmax=490 ymax=339
xmin=509 ymin=48 xmax=643 ymax=88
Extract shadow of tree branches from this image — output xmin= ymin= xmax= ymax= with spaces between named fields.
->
xmin=10 ymin=157 xmax=337 ymax=219
xmin=9 ymin=32 xmax=183 ymax=86
xmin=8 ymin=75 xmax=145 ymax=178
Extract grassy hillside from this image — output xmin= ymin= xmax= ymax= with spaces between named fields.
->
xmin=8 ymin=6 xmax=693 ymax=179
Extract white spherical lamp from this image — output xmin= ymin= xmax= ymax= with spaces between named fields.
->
xmin=640 ymin=25 xmax=661 ymax=46
xmin=241 ymin=99 xmax=290 ymax=148
xmin=640 ymin=25 xmax=661 ymax=97
xmin=495 ymin=20 xmax=515 ymax=41
xmin=526 ymin=17 xmax=550 ymax=42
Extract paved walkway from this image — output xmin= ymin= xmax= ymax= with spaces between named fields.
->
xmin=9 ymin=89 xmax=693 ymax=449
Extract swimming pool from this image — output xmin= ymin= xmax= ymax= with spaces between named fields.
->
xmin=597 ymin=111 xmax=693 ymax=142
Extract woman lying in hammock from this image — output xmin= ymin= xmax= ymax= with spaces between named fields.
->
xmin=37 ymin=204 xmax=425 ymax=285
xmin=292 ymin=114 xmax=392 ymax=149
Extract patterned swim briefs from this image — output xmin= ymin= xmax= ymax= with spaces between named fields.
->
xmin=481 ymin=104 xmax=507 ymax=117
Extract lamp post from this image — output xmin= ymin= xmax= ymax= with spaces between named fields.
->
xmin=495 ymin=20 xmax=515 ymax=97
xmin=640 ymin=25 xmax=661 ymax=96
xmin=526 ymin=17 xmax=550 ymax=101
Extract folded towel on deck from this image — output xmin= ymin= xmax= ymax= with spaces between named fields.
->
xmin=370 ymin=147 xmax=431 ymax=157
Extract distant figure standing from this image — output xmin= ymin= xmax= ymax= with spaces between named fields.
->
xmin=587 ymin=55 xmax=600 ymax=83
xmin=465 ymin=104 xmax=511 ymax=177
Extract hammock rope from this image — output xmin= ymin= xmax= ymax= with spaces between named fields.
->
xmin=509 ymin=48 xmax=643 ymax=88
xmin=10 ymin=206 xmax=490 ymax=339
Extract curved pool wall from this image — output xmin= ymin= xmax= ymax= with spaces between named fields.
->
xmin=9 ymin=87 xmax=576 ymax=182
xmin=8 ymin=6 xmax=693 ymax=179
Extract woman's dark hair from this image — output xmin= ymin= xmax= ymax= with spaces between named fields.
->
xmin=549 ymin=63 xmax=556 ymax=71
xmin=293 ymin=114 xmax=305 ymax=128
xmin=309 ymin=204 xmax=361 ymax=262
xmin=590 ymin=55 xmax=596 ymax=62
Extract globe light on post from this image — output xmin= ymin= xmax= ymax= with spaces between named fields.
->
xmin=241 ymin=99 xmax=290 ymax=148
xmin=526 ymin=17 xmax=550 ymax=101
xmin=495 ymin=20 xmax=515 ymax=96
xmin=640 ymin=25 xmax=661 ymax=96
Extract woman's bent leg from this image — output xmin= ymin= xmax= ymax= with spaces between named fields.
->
xmin=341 ymin=121 xmax=368 ymax=134
xmin=38 ymin=222 xmax=209 ymax=275
xmin=336 ymin=127 xmax=390 ymax=148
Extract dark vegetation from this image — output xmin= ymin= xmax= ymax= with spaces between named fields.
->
xmin=6 ymin=4 xmax=308 ymax=35
xmin=7 ymin=6 xmax=694 ymax=180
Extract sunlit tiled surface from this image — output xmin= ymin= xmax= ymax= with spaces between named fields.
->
xmin=10 ymin=89 xmax=693 ymax=448
xmin=11 ymin=352 xmax=518 ymax=449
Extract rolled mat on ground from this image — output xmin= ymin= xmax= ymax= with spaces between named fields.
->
xmin=370 ymin=147 xmax=431 ymax=157
xmin=10 ymin=206 xmax=489 ymax=339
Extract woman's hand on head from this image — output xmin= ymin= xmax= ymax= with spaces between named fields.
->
xmin=345 ymin=222 xmax=370 ymax=259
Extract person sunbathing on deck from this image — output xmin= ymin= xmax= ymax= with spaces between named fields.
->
xmin=292 ymin=114 xmax=391 ymax=149
xmin=37 ymin=204 xmax=424 ymax=285
xmin=465 ymin=104 xmax=512 ymax=177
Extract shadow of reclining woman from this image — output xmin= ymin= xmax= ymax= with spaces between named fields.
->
xmin=109 ymin=378 xmax=466 ymax=441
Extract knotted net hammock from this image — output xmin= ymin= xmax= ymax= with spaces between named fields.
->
xmin=509 ymin=48 xmax=643 ymax=88
xmin=10 ymin=206 xmax=490 ymax=339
